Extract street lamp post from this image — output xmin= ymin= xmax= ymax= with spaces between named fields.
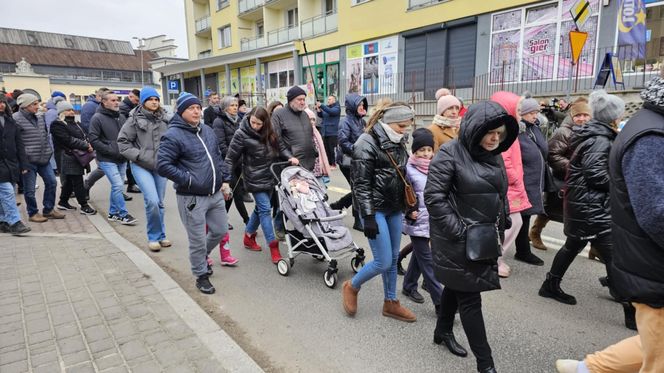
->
xmin=133 ymin=37 xmax=145 ymax=86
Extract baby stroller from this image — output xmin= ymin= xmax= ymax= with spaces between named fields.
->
xmin=270 ymin=162 xmax=365 ymax=289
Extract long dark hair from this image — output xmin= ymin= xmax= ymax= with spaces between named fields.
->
xmin=248 ymin=106 xmax=278 ymax=149
xmin=267 ymin=101 xmax=283 ymax=116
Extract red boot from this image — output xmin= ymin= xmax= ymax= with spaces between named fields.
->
xmin=243 ymin=232 xmax=262 ymax=251
xmin=269 ymin=240 xmax=282 ymax=264
xmin=219 ymin=233 xmax=238 ymax=266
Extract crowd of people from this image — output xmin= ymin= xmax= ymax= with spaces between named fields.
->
xmin=1 ymin=76 xmax=662 ymax=372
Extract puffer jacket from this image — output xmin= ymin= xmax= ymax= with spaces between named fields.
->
xmin=548 ymin=121 xmax=579 ymax=180
xmin=224 ymin=117 xmax=288 ymax=193
xmin=212 ymin=111 xmax=239 ymax=159
xmin=518 ymin=118 xmax=548 ymax=215
xmin=271 ymin=105 xmax=316 ymax=171
xmin=351 ymin=122 xmax=409 ymax=217
xmin=0 ymin=112 xmax=28 ymax=183
xmin=317 ymin=101 xmax=341 ymax=137
xmin=13 ymin=109 xmax=53 ymax=165
xmin=425 ymin=101 xmax=517 ymax=293
xmin=119 ymin=96 xmax=137 ymax=118
xmin=564 ymin=119 xmax=617 ymax=240
xmin=118 ymin=107 xmax=169 ymax=171
xmin=88 ymin=106 xmax=127 ymax=163
xmin=402 ymin=162 xmax=429 ymax=238
xmin=157 ymin=114 xmax=231 ymax=196
xmin=502 ymin=141 xmax=532 ymax=214
xmin=80 ymin=96 xmax=99 ymax=133
xmin=337 ymin=94 xmax=368 ymax=165
xmin=50 ymin=117 xmax=89 ymax=176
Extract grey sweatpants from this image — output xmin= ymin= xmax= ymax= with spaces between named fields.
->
xmin=176 ymin=191 xmax=228 ymax=277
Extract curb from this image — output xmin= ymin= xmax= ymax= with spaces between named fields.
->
xmin=86 ymin=213 xmax=264 ymax=373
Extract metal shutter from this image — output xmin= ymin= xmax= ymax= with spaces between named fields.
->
xmin=446 ymin=24 xmax=477 ymax=88
xmin=425 ymin=30 xmax=446 ymax=99
xmin=404 ymin=34 xmax=427 ymax=94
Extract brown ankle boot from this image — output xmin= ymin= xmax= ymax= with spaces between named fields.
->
xmin=342 ymin=280 xmax=359 ymax=316
xmin=529 ymin=215 xmax=549 ymax=251
xmin=382 ymin=300 xmax=416 ymax=322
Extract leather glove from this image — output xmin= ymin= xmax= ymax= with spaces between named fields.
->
xmin=363 ymin=215 xmax=379 ymax=240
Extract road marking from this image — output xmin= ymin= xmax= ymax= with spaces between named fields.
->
xmin=327 ymin=186 xmax=351 ymax=194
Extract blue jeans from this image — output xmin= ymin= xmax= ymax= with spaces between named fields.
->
xmin=351 ymin=211 xmax=403 ymax=300
xmin=131 ymin=163 xmax=166 ymax=242
xmin=0 ymin=182 xmax=21 ymax=225
xmin=246 ymin=191 xmax=275 ymax=243
xmin=22 ymin=163 xmax=57 ymax=216
xmin=98 ymin=161 xmax=128 ymax=217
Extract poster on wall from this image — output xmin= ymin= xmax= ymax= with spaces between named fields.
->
xmin=490 ymin=30 xmax=520 ymax=83
xmin=346 ymin=59 xmax=362 ymax=93
xmin=347 ymin=44 xmax=362 ymax=59
xmin=521 ymin=23 xmax=557 ymax=81
xmin=363 ymin=56 xmax=379 ymax=94
xmin=240 ymin=66 xmax=256 ymax=94
xmin=379 ymin=54 xmax=397 ymax=93
xmin=617 ymin=0 xmax=646 ymax=59
xmin=345 ymin=36 xmax=398 ymax=95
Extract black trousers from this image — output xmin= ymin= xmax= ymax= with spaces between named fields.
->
xmin=335 ymin=165 xmax=354 ymax=210
xmin=550 ymin=234 xmax=612 ymax=279
xmin=60 ymin=175 xmax=87 ymax=207
xmin=436 ymin=288 xmax=494 ymax=370
xmin=515 ymin=213 xmax=534 ymax=256
xmin=126 ymin=161 xmax=136 ymax=188
xmin=323 ymin=136 xmax=338 ymax=166
xmin=225 ymin=172 xmax=249 ymax=224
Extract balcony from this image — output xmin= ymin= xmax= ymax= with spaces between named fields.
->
xmin=300 ymin=11 xmax=337 ymax=39
xmin=267 ymin=25 xmax=298 ymax=46
xmin=239 ymin=0 xmax=265 ymax=16
xmin=241 ymin=36 xmax=266 ymax=51
xmin=195 ymin=15 xmax=211 ymax=36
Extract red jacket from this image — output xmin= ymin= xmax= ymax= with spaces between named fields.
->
xmin=502 ymin=140 xmax=531 ymax=214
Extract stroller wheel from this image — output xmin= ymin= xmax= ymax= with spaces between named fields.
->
xmin=277 ymin=259 xmax=290 ymax=276
xmin=324 ymin=270 xmax=338 ymax=289
xmin=313 ymin=255 xmax=325 ymax=262
xmin=351 ymin=257 xmax=365 ymax=273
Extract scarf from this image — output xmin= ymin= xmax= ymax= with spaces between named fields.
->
xmin=432 ymin=114 xmax=461 ymax=129
xmin=408 ymin=154 xmax=430 ymax=174
xmin=225 ymin=111 xmax=239 ymax=123
xmin=379 ymin=120 xmax=404 ymax=143
xmin=311 ymin=124 xmax=331 ymax=177
xmin=641 ymin=76 xmax=664 ymax=107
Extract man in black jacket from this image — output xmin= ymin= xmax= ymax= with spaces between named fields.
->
xmin=0 ymin=94 xmax=30 ymax=235
xmin=271 ymin=86 xmax=315 ymax=171
xmin=119 ymin=89 xmax=141 ymax=194
xmin=203 ymin=91 xmax=220 ymax=126
xmin=89 ymin=91 xmax=137 ymax=225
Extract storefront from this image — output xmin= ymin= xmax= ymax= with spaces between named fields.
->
xmin=302 ymin=49 xmax=340 ymax=100
xmin=265 ymin=58 xmax=295 ymax=103
xmin=344 ymin=36 xmax=399 ymax=96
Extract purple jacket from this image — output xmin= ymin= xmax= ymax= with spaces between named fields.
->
xmin=402 ymin=162 xmax=429 ymax=238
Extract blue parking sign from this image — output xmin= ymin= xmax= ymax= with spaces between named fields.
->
xmin=167 ymin=80 xmax=180 ymax=93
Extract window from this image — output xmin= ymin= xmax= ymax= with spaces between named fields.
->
xmin=217 ymin=0 xmax=229 ymax=10
xmin=351 ymin=0 xmax=370 ymax=5
xmin=325 ymin=0 xmax=336 ymax=14
xmin=287 ymin=8 xmax=298 ymax=28
xmin=218 ymin=25 xmax=231 ymax=48
xmin=257 ymin=20 xmax=264 ymax=38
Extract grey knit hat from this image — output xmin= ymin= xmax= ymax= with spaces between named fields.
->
xmin=56 ymin=100 xmax=74 ymax=115
xmin=519 ymin=98 xmax=541 ymax=115
xmin=589 ymin=90 xmax=625 ymax=124
xmin=382 ymin=105 xmax=415 ymax=124
xmin=17 ymin=93 xmax=39 ymax=108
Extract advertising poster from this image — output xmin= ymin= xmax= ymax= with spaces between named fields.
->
xmin=381 ymin=37 xmax=398 ymax=54
xmin=240 ymin=66 xmax=256 ymax=94
xmin=379 ymin=53 xmax=397 ymax=93
xmin=364 ymin=42 xmax=379 ymax=55
xmin=617 ymin=0 xmax=646 ymax=59
xmin=347 ymin=44 xmax=362 ymax=59
xmin=346 ymin=59 xmax=362 ymax=93
xmin=521 ymin=23 xmax=557 ymax=81
xmin=490 ymin=30 xmax=520 ymax=83
xmin=363 ymin=56 xmax=379 ymax=94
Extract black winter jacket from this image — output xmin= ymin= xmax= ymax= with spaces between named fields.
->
xmin=548 ymin=120 xmax=578 ymax=180
xmin=518 ymin=119 xmax=548 ymax=215
xmin=425 ymin=101 xmax=517 ymax=293
xmin=563 ymin=120 xmax=617 ymax=240
xmin=224 ymin=117 xmax=288 ymax=193
xmin=88 ymin=106 xmax=127 ymax=163
xmin=351 ymin=122 xmax=409 ymax=217
xmin=0 ymin=112 xmax=27 ymax=183
xmin=271 ymin=106 xmax=316 ymax=171
xmin=212 ymin=112 xmax=239 ymax=159
xmin=157 ymin=114 xmax=231 ymax=196
xmin=119 ymin=97 xmax=137 ymax=118
xmin=50 ymin=118 xmax=90 ymax=176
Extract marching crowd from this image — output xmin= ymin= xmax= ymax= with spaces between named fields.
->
xmin=0 ymin=75 xmax=662 ymax=372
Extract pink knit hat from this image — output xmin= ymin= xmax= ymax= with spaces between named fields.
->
xmin=437 ymin=95 xmax=461 ymax=115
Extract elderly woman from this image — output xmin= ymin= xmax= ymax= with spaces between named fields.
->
xmin=425 ymin=101 xmax=518 ymax=373
xmin=341 ymin=101 xmax=416 ymax=323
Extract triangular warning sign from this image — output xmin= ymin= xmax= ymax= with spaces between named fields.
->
xmin=570 ymin=30 xmax=588 ymax=64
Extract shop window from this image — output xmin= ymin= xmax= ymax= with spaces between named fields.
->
xmin=279 ymin=71 xmax=288 ymax=87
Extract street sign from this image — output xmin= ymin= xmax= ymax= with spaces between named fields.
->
xmin=569 ymin=30 xmax=589 ymax=64
xmin=570 ymin=0 xmax=591 ymax=29
xmin=167 ymin=80 xmax=180 ymax=94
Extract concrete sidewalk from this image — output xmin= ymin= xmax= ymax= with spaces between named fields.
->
xmin=0 ymin=192 xmax=262 ymax=373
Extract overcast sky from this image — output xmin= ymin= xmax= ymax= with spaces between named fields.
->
xmin=4 ymin=0 xmax=189 ymax=58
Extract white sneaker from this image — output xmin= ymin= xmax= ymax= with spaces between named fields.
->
xmin=148 ymin=242 xmax=161 ymax=252
xmin=555 ymin=359 xmax=580 ymax=373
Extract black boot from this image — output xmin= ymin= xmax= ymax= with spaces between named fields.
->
xmin=478 ymin=367 xmax=497 ymax=373
xmin=623 ymin=303 xmax=637 ymax=331
xmin=539 ymin=273 xmax=577 ymax=305
xmin=397 ymin=257 xmax=406 ymax=276
xmin=433 ymin=332 xmax=468 ymax=357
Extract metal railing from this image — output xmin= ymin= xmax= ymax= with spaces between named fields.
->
xmin=300 ymin=11 xmax=338 ymax=39
xmin=408 ymin=0 xmax=444 ymax=9
xmin=239 ymin=0 xmax=265 ymax=14
xmin=195 ymin=15 xmax=211 ymax=33
xmin=241 ymin=36 xmax=265 ymax=51
xmin=267 ymin=25 xmax=298 ymax=46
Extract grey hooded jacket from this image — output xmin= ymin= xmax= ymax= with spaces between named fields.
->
xmin=118 ymin=107 xmax=170 ymax=171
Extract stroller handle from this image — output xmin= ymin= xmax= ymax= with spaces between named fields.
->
xmin=318 ymin=210 xmax=347 ymax=222
xmin=270 ymin=161 xmax=293 ymax=180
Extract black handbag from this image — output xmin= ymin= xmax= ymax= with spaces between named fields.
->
xmin=543 ymin=164 xmax=563 ymax=193
xmin=451 ymin=197 xmax=502 ymax=261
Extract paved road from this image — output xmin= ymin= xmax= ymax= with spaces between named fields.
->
xmin=88 ymin=168 xmax=634 ymax=373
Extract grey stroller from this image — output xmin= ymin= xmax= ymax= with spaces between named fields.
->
xmin=271 ymin=162 xmax=365 ymax=288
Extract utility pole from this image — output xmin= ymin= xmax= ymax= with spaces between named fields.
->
xmin=133 ymin=37 xmax=145 ymax=86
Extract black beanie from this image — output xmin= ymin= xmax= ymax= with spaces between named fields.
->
xmin=286 ymin=86 xmax=306 ymax=102
xmin=411 ymin=128 xmax=434 ymax=153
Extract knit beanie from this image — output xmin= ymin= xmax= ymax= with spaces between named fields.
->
xmin=56 ymin=100 xmax=74 ymax=115
xmin=286 ymin=86 xmax=306 ymax=102
xmin=437 ymin=95 xmax=461 ymax=115
xmin=382 ymin=104 xmax=415 ymax=124
xmin=139 ymin=87 xmax=160 ymax=105
xmin=519 ymin=98 xmax=541 ymax=115
xmin=17 ymin=93 xmax=39 ymax=108
xmin=51 ymin=91 xmax=66 ymax=99
xmin=52 ymin=96 xmax=65 ymax=105
xmin=435 ymin=88 xmax=451 ymax=100
xmin=570 ymin=102 xmax=591 ymax=118
xmin=411 ymin=128 xmax=434 ymax=153
xmin=589 ymin=90 xmax=625 ymax=124
xmin=176 ymin=92 xmax=201 ymax=116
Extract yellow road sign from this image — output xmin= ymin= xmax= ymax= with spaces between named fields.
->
xmin=570 ymin=30 xmax=589 ymax=64
xmin=570 ymin=0 xmax=591 ymax=29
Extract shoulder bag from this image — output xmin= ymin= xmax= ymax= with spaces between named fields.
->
xmin=385 ymin=149 xmax=417 ymax=209
xmin=450 ymin=197 xmax=502 ymax=262
xmin=71 ymin=123 xmax=96 ymax=168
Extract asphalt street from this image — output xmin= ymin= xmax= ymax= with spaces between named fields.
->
xmin=87 ymin=167 xmax=635 ymax=373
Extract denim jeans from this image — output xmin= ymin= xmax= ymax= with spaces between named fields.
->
xmin=246 ymin=191 xmax=275 ymax=243
xmin=351 ymin=211 xmax=403 ymax=300
xmin=131 ymin=163 xmax=166 ymax=242
xmin=22 ymin=163 xmax=57 ymax=216
xmin=0 ymin=182 xmax=21 ymax=225
xmin=97 ymin=161 xmax=128 ymax=217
